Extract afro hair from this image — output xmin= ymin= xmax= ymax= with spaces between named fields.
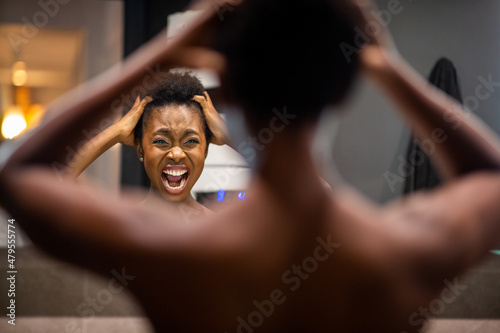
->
xmin=134 ymin=70 xmax=213 ymax=144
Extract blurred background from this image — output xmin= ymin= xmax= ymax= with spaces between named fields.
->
xmin=0 ymin=0 xmax=499 ymax=332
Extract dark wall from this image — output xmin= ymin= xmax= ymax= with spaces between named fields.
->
xmin=121 ymin=0 xmax=191 ymax=189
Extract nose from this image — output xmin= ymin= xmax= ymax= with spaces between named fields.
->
xmin=166 ymin=146 xmax=186 ymax=163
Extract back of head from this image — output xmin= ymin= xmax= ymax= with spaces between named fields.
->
xmin=213 ymin=0 xmax=361 ymax=130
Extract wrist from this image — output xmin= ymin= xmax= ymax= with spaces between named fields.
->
xmin=361 ymin=45 xmax=400 ymax=80
xmin=107 ymin=123 xmax=125 ymax=145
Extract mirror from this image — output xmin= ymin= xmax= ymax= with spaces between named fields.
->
xmin=0 ymin=0 xmax=499 ymax=331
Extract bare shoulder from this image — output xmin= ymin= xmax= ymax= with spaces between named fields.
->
xmin=0 ymin=166 xmax=198 ymax=271
xmin=330 ymin=172 xmax=500 ymax=288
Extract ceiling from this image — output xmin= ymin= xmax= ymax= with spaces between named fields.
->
xmin=0 ymin=24 xmax=85 ymax=99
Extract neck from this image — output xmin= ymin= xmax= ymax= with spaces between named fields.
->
xmin=144 ymin=189 xmax=208 ymax=220
xmin=254 ymin=124 xmax=329 ymax=209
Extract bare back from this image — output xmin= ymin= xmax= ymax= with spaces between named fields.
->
xmin=118 ymin=129 xmax=463 ymax=333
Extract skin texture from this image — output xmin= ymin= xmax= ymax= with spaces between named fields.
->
xmin=193 ymin=91 xmax=230 ymax=145
xmin=67 ymin=91 xmax=225 ymax=216
xmin=67 ymin=96 xmax=152 ymax=177
xmin=2 ymin=0 xmax=500 ymax=332
xmin=138 ymin=104 xmax=207 ymax=207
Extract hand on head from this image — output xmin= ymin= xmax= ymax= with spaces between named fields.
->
xmin=116 ymin=96 xmax=153 ymax=147
xmin=346 ymin=0 xmax=401 ymax=76
xmin=192 ymin=92 xmax=229 ymax=146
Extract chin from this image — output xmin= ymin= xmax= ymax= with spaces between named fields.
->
xmin=162 ymin=192 xmax=189 ymax=203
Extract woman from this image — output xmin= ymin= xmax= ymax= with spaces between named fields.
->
xmin=69 ymin=71 xmax=229 ymax=217
xmin=4 ymin=0 xmax=500 ymax=332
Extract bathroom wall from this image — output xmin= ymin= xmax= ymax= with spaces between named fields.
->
xmin=328 ymin=0 xmax=500 ymax=324
xmin=0 ymin=0 xmax=124 ymax=192
xmin=0 ymin=0 xmax=499 ymax=331
xmin=332 ymin=0 xmax=500 ymax=203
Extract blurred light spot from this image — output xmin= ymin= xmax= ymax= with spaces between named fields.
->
xmin=2 ymin=106 xmax=27 ymax=139
xmin=217 ymin=190 xmax=225 ymax=202
xmin=491 ymin=250 xmax=500 ymax=256
xmin=11 ymin=61 xmax=28 ymax=87
xmin=26 ymin=104 xmax=44 ymax=128
xmin=238 ymin=191 xmax=246 ymax=201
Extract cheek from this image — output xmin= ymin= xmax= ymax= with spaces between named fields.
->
xmin=194 ymin=150 xmax=206 ymax=166
xmin=143 ymin=148 xmax=162 ymax=173
xmin=144 ymin=151 xmax=157 ymax=164
xmin=190 ymin=147 xmax=206 ymax=171
xmin=143 ymin=159 xmax=156 ymax=179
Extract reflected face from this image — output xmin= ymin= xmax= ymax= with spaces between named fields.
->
xmin=139 ymin=104 xmax=207 ymax=203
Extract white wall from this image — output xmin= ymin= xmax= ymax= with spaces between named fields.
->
xmin=0 ymin=0 xmax=123 ymax=247
xmin=0 ymin=0 xmax=124 ymax=192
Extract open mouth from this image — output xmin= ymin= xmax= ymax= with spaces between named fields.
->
xmin=161 ymin=165 xmax=190 ymax=194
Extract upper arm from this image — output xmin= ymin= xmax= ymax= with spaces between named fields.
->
xmin=68 ymin=125 xmax=120 ymax=177
xmin=381 ymin=172 xmax=500 ymax=281
xmin=0 ymin=166 xmax=183 ymax=275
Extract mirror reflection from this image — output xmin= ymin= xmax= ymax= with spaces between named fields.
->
xmin=0 ymin=1 xmax=499 ymax=332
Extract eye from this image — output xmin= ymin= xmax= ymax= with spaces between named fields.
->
xmin=153 ymin=139 xmax=169 ymax=145
xmin=185 ymin=138 xmax=199 ymax=145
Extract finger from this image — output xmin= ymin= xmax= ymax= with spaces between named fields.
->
xmin=192 ymin=95 xmax=206 ymax=104
xmin=203 ymin=91 xmax=212 ymax=102
xmin=136 ymin=97 xmax=152 ymax=113
xmin=204 ymin=92 xmax=216 ymax=110
xmin=125 ymin=97 xmax=151 ymax=121
xmin=141 ymin=96 xmax=153 ymax=106
xmin=132 ymin=96 xmax=141 ymax=108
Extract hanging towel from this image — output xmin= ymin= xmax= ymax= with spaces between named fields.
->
xmin=403 ymin=57 xmax=463 ymax=194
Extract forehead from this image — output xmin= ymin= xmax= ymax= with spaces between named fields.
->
xmin=145 ymin=104 xmax=203 ymax=134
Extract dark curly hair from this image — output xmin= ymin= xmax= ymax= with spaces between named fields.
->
xmin=213 ymin=0 xmax=361 ymax=130
xmin=134 ymin=71 xmax=213 ymax=144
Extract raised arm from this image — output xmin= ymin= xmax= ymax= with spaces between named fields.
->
xmin=68 ymin=96 xmax=151 ymax=177
xmin=0 ymin=1 xmax=224 ymax=273
xmin=349 ymin=0 xmax=500 ymax=180
xmin=352 ymin=1 xmax=500 ymax=277
xmin=363 ymin=45 xmax=500 ymax=179
xmin=0 ymin=1 xmax=224 ymax=174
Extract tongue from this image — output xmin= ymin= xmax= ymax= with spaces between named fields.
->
xmin=166 ymin=174 xmax=183 ymax=183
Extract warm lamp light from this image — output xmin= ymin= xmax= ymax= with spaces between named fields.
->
xmin=11 ymin=61 xmax=28 ymax=87
xmin=1 ymin=106 xmax=27 ymax=139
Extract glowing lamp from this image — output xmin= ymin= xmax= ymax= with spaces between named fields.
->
xmin=1 ymin=106 xmax=27 ymax=139
xmin=11 ymin=61 xmax=28 ymax=87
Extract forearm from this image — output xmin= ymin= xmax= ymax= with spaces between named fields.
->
xmin=68 ymin=124 xmax=122 ymax=177
xmin=366 ymin=48 xmax=500 ymax=179
xmin=0 ymin=31 xmax=168 ymax=173
xmin=0 ymin=167 xmax=149 ymax=275
xmin=0 ymin=3 xmax=220 ymax=175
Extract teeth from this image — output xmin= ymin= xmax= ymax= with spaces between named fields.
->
xmin=165 ymin=177 xmax=186 ymax=190
xmin=163 ymin=169 xmax=187 ymax=176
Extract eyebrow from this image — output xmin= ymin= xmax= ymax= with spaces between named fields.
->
xmin=153 ymin=128 xmax=200 ymax=136
xmin=153 ymin=128 xmax=171 ymax=135
xmin=184 ymin=129 xmax=200 ymax=136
